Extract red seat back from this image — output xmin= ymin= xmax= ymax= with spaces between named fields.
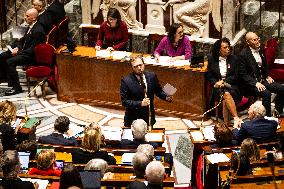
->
xmin=34 ymin=44 xmax=55 ymax=66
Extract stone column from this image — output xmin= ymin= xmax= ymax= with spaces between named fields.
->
xmin=81 ymin=0 xmax=91 ymax=24
xmin=145 ymin=0 xmax=165 ymax=34
xmin=222 ymin=0 xmax=235 ymax=40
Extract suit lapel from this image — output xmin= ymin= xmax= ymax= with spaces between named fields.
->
xmin=246 ymin=47 xmax=259 ymax=71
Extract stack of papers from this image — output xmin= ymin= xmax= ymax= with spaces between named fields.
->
xmin=122 ymin=129 xmax=134 ymax=141
xmin=202 ymin=125 xmax=216 ymax=141
xmin=145 ymin=133 xmax=164 ymax=141
xmin=96 ymin=50 xmax=111 ymax=58
xmin=20 ymin=178 xmax=49 ymax=189
xmin=101 ymin=126 xmax=123 ymax=141
xmin=142 ymin=56 xmax=190 ymax=66
xmin=206 ymin=153 xmax=230 ymax=164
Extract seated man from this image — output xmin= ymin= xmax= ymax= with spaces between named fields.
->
xmin=132 ymin=152 xmax=152 ymax=179
xmin=120 ymin=119 xmax=158 ymax=148
xmin=233 ymin=101 xmax=278 ymax=144
xmin=127 ymin=161 xmax=165 ymax=189
xmin=38 ymin=116 xmax=78 ymax=146
xmin=0 ymin=8 xmax=45 ymax=95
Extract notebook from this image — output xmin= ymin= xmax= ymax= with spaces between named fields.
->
xmin=22 ymin=117 xmax=40 ymax=129
xmin=80 ymin=170 xmax=101 ymax=189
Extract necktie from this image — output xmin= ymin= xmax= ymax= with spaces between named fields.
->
xmin=140 ymin=75 xmax=146 ymax=92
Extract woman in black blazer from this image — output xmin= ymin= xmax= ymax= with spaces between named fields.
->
xmin=71 ymin=123 xmax=116 ymax=165
xmin=207 ymin=38 xmax=242 ymax=127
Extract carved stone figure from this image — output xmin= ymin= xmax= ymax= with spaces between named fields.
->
xmin=92 ymin=0 xmax=143 ymax=30
xmin=162 ymin=0 xmax=222 ymax=36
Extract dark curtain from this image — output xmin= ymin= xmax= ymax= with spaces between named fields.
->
xmin=0 ymin=0 xmax=7 ymax=34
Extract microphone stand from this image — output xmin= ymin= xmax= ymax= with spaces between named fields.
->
xmin=24 ymin=78 xmax=48 ymax=121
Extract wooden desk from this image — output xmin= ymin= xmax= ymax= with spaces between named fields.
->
xmin=56 ymin=46 xmax=207 ymax=118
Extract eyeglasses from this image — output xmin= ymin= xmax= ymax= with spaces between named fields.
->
xmin=250 ymin=37 xmax=260 ymax=42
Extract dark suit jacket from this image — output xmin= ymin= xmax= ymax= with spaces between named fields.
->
xmin=38 ymin=10 xmax=53 ymax=34
xmin=71 ymin=148 xmax=116 ymax=165
xmin=238 ymin=47 xmax=269 ymax=87
xmin=38 ymin=133 xmax=78 ymax=146
xmin=0 ymin=178 xmax=35 ymax=189
xmin=232 ymin=118 xmax=278 ymax=144
xmin=0 ymin=123 xmax=16 ymax=151
xmin=46 ymin=0 xmax=66 ymax=25
xmin=120 ymin=71 xmax=167 ymax=127
xmin=12 ymin=22 xmax=46 ymax=57
xmin=120 ymin=139 xmax=158 ymax=149
xmin=127 ymin=181 xmax=163 ymax=189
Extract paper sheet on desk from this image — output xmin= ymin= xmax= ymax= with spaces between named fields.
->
xmin=68 ymin=123 xmax=84 ymax=138
xmin=145 ymin=133 xmax=164 ymax=141
xmin=122 ymin=128 xmax=134 ymax=141
xmin=274 ymin=59 xmax=284 ymax=64
xmin=207 ymin=153 xmax=230 ymax=164
xmin=102 ymin=126 xmax=123 ymax=141
xmin=96 ymin=50 xmax=111 ymax=58
xmin=163 ymin=83 xmax=177 ymax=96
xmin=203 ymin=125 xmax=216 ymax=141
xmin=190 ymin=131 xmax=204 ymax=141
xmin=265 ymin=116 xmax=280 ymax=129
xmin=121 ymin=153 xmax=135 ymax=164
xmin=111 ymin=51 xmax=132 ymax=60
xmin=21 ymin=178 xmax=49 ymax=189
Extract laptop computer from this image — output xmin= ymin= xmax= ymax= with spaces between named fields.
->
xmin=79 ymin=170 xmax=101 ymax=189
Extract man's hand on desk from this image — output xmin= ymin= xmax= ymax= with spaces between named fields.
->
xmin=141 ymin=98 xmax=150 ymax=106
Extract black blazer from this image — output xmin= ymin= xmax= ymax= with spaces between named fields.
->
xmin=120 ymin=71 xmax=167 ymax=127
xmin=238 ymin=47 xmax=269 ymax=87
xmin=0 ymin=178 xmax=35 ymax=189
xmin=46 ymin=0 xmax=66 ymax=25
xmin=13 ymin=22 xmax=46 ymax=57
xmin=232 ymin=118 xmax=278 ymax=144
xmin=207 ymin=54 xmax=239 ymax=86
xmin=38 ymin=133 xmax=78 ymax=146
xmin=38 ymin=10 xmax=53 ymax=34
xmin=71 ymin=148 xmax=116 ymax=165
xmin=0 ymin=123 xmax=16 ymax=151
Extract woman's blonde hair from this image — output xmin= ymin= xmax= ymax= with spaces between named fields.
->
xmin=82 ymin=123 xmax=102 ymax=152
xmin=0 ymin=100 xmax=16 ymax=124
xmin=36 ymin=150 xmax=56 ymax=170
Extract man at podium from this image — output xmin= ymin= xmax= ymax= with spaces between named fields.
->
xmin=120 ymin=55 xmax=172 ymax=127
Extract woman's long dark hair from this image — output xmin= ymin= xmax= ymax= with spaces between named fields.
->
xmin=167 ymin=23 xmax=183 ymax=44
xmin=107 ymin=8 xmax=122 ymax=28
xmin=59 ymin=164 xmax=83 ymax=189
xmin=211 ymin=37 xmax=231 ymax=60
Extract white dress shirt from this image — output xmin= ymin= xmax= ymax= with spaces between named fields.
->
xmin=250 ymin=47 xmax=262 ymax=67
xmin=219 ymin=57 xmax=227 ymax=79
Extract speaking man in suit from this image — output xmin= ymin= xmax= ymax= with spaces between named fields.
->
xmin=46 ymin=0 xmax=66 ymax=25
xmin=120 ymin=55 xmax=173 ymax=127
xmin=0 ymin=8 xmax=45 ymax=95
xmin=238 ymin=32 xmax=284 ymax=117
xmin=233 ymin=101 xmax=278 ymax=144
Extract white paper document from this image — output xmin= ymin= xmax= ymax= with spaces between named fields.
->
xmin=101 ymin=126 xmax=123 ymax=141
xmin=145 ymin=133 xmax=164 ymax=141
xmin=121 ymin=153 xmax=135 ymax=164
xmin=68 ymin=124 xmax=85 ymax=138
xmin=274 ymin=59 xmax=284 ymax=64
xmin=206 ymin=153 xmax=230 ymax=164
xmin=20 ymin=178 xmax=49 ymax=189
xmin=111 ymin=51 xmax=132 ymax=60
xmin=122 ymin=128 xmax=134 ymax=141
xmin=163 ymin=83 xmax=177 ymax=96
xmin=96 ymin=50 xmax=111 ymax=58
xmin=202 ymin=125 xmax=216 ymax=141
xmin=190 ymin=131 xmax=204 ymax=141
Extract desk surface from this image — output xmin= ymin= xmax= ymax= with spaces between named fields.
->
xmin=56 ymin=46 xmax=208 ymax=118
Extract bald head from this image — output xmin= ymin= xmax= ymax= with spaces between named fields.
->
xmin=145 ymin=161 xmax=165 ymax=184
xmin=245 ymin=32 xmax=261 ymax=50
xmin=25 ymin=8 xmax=38 ymax=25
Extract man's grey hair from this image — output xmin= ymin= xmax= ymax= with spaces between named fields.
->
xmin=145 ymin=161 xmax=165 ymax=184
xmin=137 ymin=144 xmax=154 ymax=160
xmin=84 ymin=158 xmax=108 ymax=178
xmin=131 ymin=119 xmax=148 ymax=140
xmin=251 ymin=101 xmax=266 ymax=118
xmin=132 ymin=152 xmax=152 ymax=178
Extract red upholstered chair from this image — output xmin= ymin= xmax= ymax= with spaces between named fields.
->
xmin=26 ymin=44 xmax=56 ymax=99
xmin=265 ymin=38 xmax=284 ymax=82
xmin=45 ymin=25 xmax=57 ymax=47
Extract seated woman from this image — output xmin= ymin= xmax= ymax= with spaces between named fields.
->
xmin=38 ymin=116 xmax=78 ymax=146
xmin=0 ymin=150 xmax=38 ymax=189
xmin=0 ymin=100 xmax=19 ymax=151
xmin=154 ymin=23 xmax=192 ymax=62
xmin=120 ymin=119 xmax=158 ymax=148
xmin=207 ymin=37 xmax=242 ymax=127
xmin=28 ymin=150 xmax=61 ymax=176
xmin=231 ymin=138 xmax=260 ymax=176
xmin=71 ymin=123 xmax=116 ymax=164
xmin=95 ymin=8 xmax=128 ymax=51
